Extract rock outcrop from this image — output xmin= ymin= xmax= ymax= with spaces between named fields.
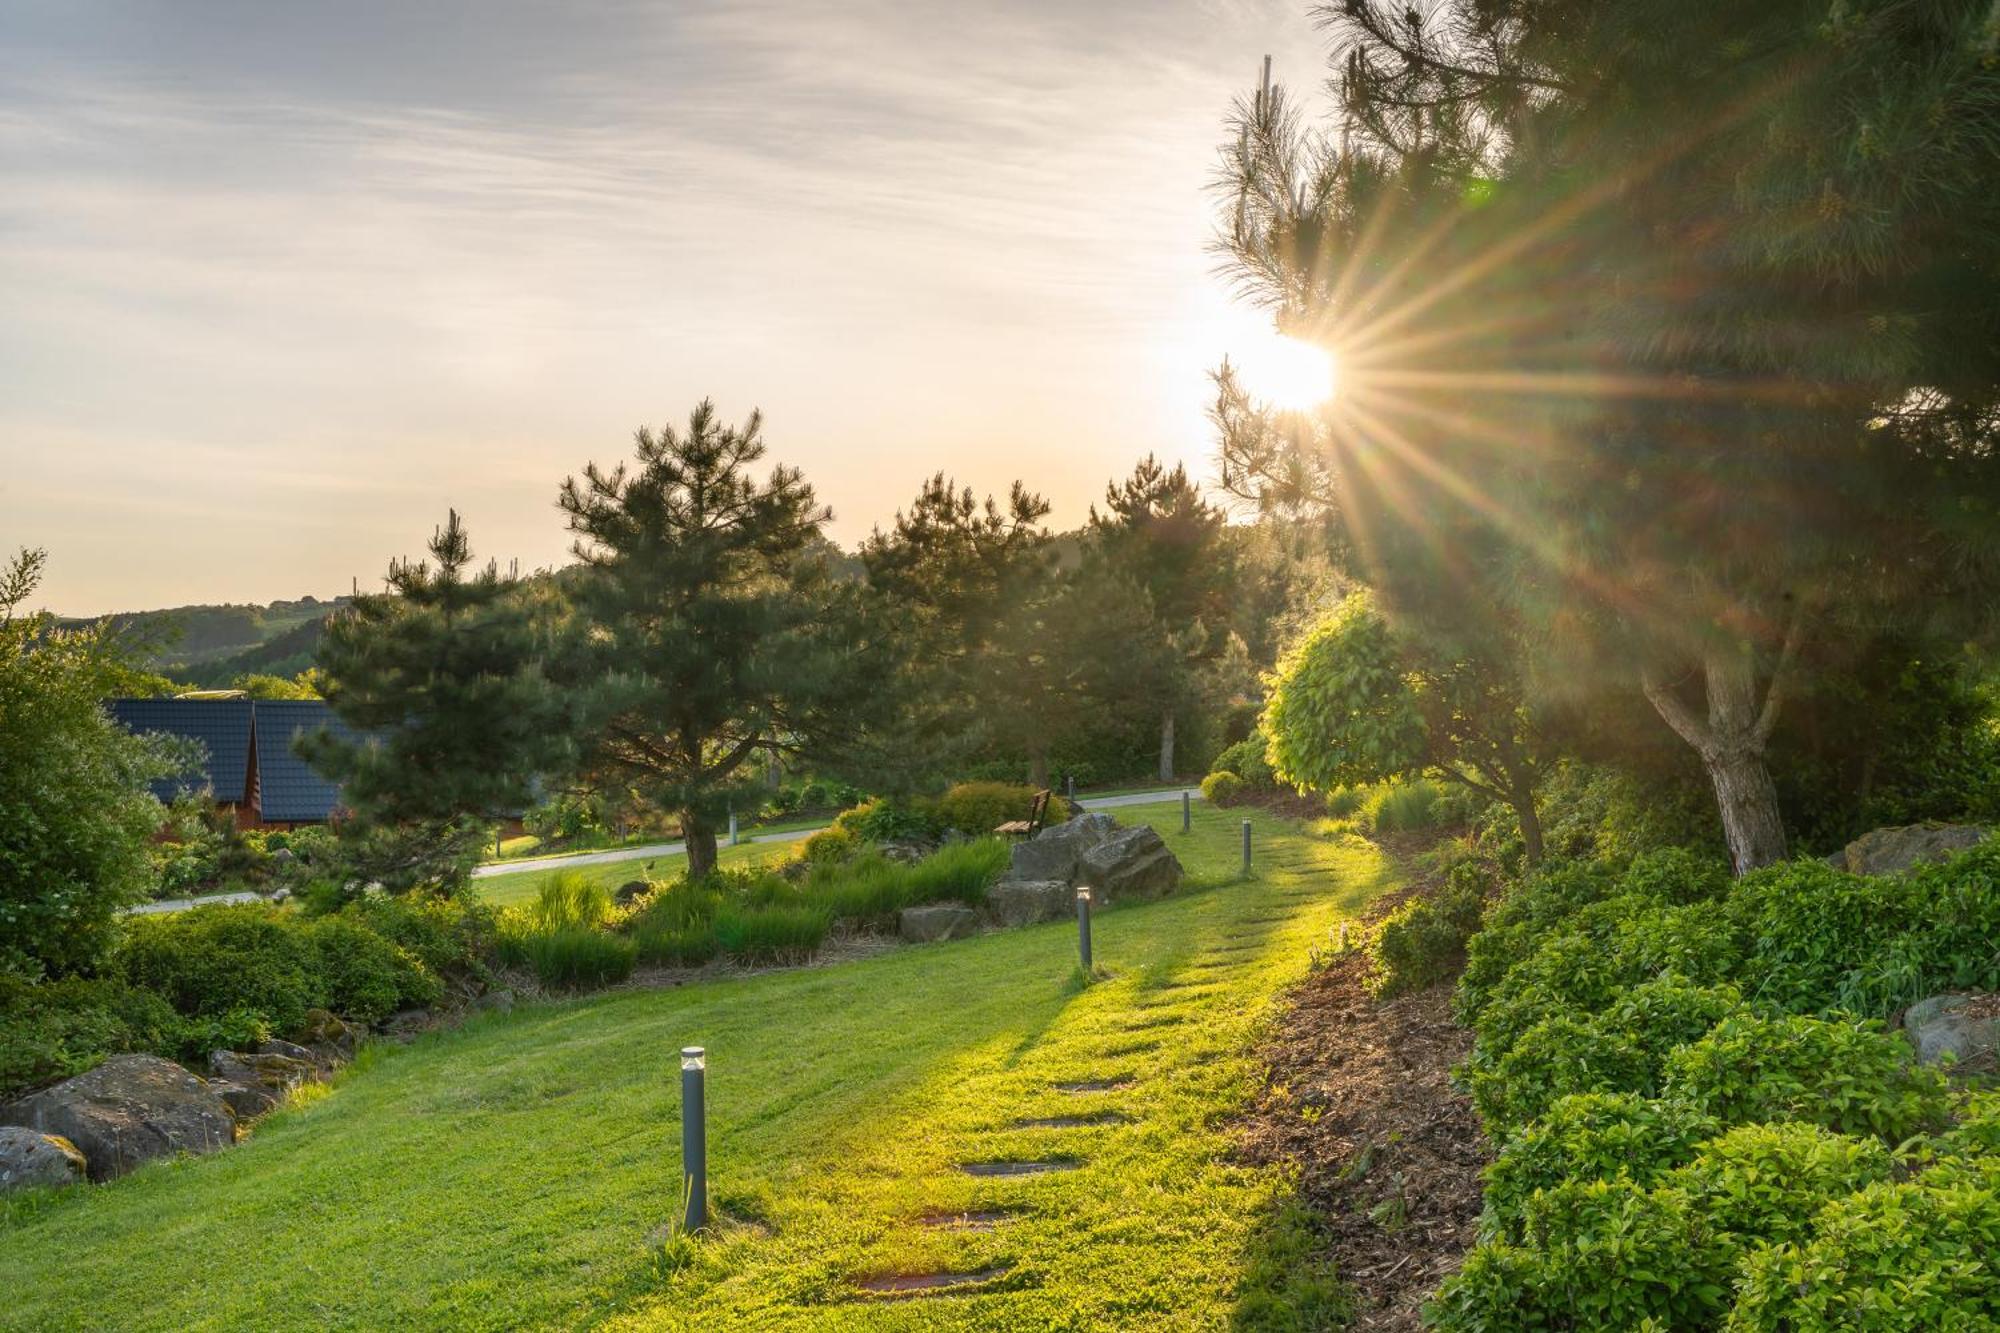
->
xmin=989 ymin=812 xmax=1181 ymax=913
xmin=0 ymin=1054 xmax=235 ymax=1182
xmin=0 ymin=1126 xmax=87 ymax=1194
xmin=900 ymin=904 xmax=981 ymax=943
xmin=1905 ymin=993 xmax=2000 ymax=1071
xmin=1078 ymin=825 xmax=1182 ymax=902
xmin=1838 ymin=824 xmax=1989 ymax=877
xmin=986 ymin=879 xmax=1074 ymax=927
xmin=207 ymin=1049 xmax=317 ymax=1118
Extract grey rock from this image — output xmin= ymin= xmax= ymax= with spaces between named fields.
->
xmin=1039 ymin=812 xmax=1116 ymax=850
xmin=255 ymin=1038 xmax=317 ymax=1064
xmin=207 ymin=1049 xmax=316 ymax=1119
xmin=986 ymin=880 xmax=1074 ymax=928
xmin=1079 ymin=825 xmax=1183 ymax=902
xmin=879 ymin=838 xmax=937 ymax=865
xmin=0 ymin=1054 xmax=234 ymax=1182
xmin=296 ymin=1008 xmax=359 ymax=1063
xmin=1007 ymin=836 xmax=1081 ymax=884
xmin=0 ymin=1125 xmax=88 ymax=1194
xmin=900 ymin=904 xmax=980 ymax=943
xmin=1905 ymin=993 xmax=2000 ymax=1070
xmin=1841 ymin=824 xmax=1989 ymax=877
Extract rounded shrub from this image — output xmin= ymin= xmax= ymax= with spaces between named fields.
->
xmin=114 ymin=903 xmax=326 ymax=1037
xmin=800 ymin=824 xmax=858 ymax=866
xmin=304 ymin=916 xmax=440 ymax=1023
xmin=1664 ymin=1121 xmax=1894 ymax=1250
xmin=1201 ymin=771 xmax=1246 ymax=807
xmin=1365 ymin=878 xmax=1485 ymax=999
xmin=933 ymin=782 xmax=1069 ymax=836
xmin=1467 ymin=1013 xmax=1655 ymax=1137
xmin=1211 ymin=732 xmax=1277 ymax=790
xmin=1483 ymin=1093 xmax=1721 ymax=1234
xmin=1664 ymin=1011 xmax=1951 ymax=1141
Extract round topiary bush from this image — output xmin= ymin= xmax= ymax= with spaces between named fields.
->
xmin=1202 ymin=771 xmax=1246 ymax=806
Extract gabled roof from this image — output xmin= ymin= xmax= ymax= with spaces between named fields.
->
xmin=105 ymin=697 xmax=254 ymax=805
xmin=251 ymin=699 xmax=358 ymax=822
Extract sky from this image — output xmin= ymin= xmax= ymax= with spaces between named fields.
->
xmin=1 ymin=1 xmax=1332 ymax=615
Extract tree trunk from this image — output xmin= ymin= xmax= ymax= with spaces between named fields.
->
xmin=1512 ymin=789 xmax=1545 ymax=867
xmin=1028 ymin=744 xmax=1050 ymax=791
xmin=1703 ymin=745 xmax=1787 ymax=875
xmin=1642 ymin=629 xmax=1799 ymax=875
xmin=683 ymin=812 xmax=719 ymax=879
xmin=1158 ymin=711 xmax=1176 ymax=784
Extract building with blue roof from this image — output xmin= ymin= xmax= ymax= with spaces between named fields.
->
xmin=105 ymin=697 xmax=357 ymax=828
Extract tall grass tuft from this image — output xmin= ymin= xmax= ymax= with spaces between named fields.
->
xmin=714 ymin=904 xmax=832 ymax=963
xmin=1366 ymin=779 xmax=1445 ymax=833
xmin=496 ymin=871 xmax=634 ymax=988
xmin=902 ymin=837 xmax=1007 ymax=906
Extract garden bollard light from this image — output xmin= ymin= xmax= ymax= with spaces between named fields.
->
xmin=1076 ymin=887 xmax=1093 ymax=972
xmin=1182 ymin=789 xmax=1192 ymax=833
xmin=728 ymin=810 xmax=739 ymax=846
xmin=1241 ymin=820 xmax=1252 ymax=876
xmin=681 ymin=1047 xmax=708 ymax=1232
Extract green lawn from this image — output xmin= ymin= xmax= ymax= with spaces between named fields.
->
xmin=0 ymin=808 xmax=1399 ymax=1331
xmin=491 ymin=816 xmax=831 ymax=865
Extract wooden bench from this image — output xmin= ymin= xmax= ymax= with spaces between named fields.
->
xmin=994 ymin=789 xmax=1053 ymax=840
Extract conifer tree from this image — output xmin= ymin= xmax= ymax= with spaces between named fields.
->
xmin=556 ymin=401 xmax=879 ymax=876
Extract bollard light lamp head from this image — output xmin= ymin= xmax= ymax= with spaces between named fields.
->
xmin=1076 ymin=886 xmax=1093 ymax=903
xmin=681 ymin=1046 xmax=706 ymax=1071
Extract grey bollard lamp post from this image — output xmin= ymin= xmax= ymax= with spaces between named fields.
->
xmin=1182 ymin=789 xmax=1192 ymax=833
xmin=1241 ymin=819 xmax=1252 ymax=876
xmin=680 ymin=1046 xmax=708 ymax=1232
xmin=1076 ymin=886 xmax=1093 ymax=972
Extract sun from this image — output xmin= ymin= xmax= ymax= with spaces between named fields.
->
xmin=1233 ymin=330 xmax=1338 ymax=411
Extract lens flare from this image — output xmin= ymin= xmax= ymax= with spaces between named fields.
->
xmin=1232 ymin=331 xmax=1337 ymax=410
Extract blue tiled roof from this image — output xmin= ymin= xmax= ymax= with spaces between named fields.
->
xmin=105 ymin=698 xmax=254 ymax=805
xmin=252 ymin=700 xmax=357 ymax=822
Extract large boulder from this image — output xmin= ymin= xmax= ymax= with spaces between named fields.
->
xmin=1839 ymin=824 xmax=1989 ymax=877
xmin=207 ymin=1049 xmax=318 ymax=1119
xmin=986 ymin=879 xmax=1074 ymax=928
xmin=296 ymin=1008 xmax=360 ymax=1066
xmin=0 ymin=1126 xmax=87 ymax=1194
xmin=1004 ymin=813 xmax=1117 ymax=884
xmin=1905 ymin=993 xmax=2000 ymax=1071
xmin=1079 ymin=825 xmax=1183 ymax=903
xmin=0 ymin=1054 xmax=235 ymax=1182
xmin=900 ymin=904 xmax=980 ymax=943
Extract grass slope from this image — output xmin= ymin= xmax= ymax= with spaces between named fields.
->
xmin=0 ymin=808 xmax=1398 ymax=1331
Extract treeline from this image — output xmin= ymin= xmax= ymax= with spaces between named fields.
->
xmin=302 ymin=403 xmax=1330 ymax=879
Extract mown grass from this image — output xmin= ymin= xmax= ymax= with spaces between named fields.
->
xmin=476 ymin=837 xmax=801 ymax=908
xmin=0 ymin=807 xmax=1399 ymax=1331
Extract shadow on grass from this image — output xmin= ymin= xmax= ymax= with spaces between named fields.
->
xmin=1229 ymin=1199 xmax=1354 ymax=1332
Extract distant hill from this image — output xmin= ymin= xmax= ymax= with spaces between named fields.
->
xmin=64 ymin=596 xmax=350 ymax=682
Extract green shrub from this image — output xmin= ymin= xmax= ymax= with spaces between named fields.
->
xmin=304 ymin=917 xmax=439 ymax=1022
xmin=1664 ymin=1012 xmax=1951 ymax=1141
xmin=714 ymin=904 xmax=830 ymax=963
xmin=1364 ymin=877 xmax=1485 ymax=998
xmin=1483 ymin=1094 xmax=1721 ymax=1233
xmin=114 ymin=904 xmax=327 ymax=1037
xmin=0 ymin=976 xmax=184 ymax=1095
xmin=901 ymin=837 xmax=1007 ymax=906
xmin=1727 ymin=859 xmax=1922 ymax=1014
xmin=806 ymin=853 xmax=909 ymax=925
xmin=1211 ymin=732 xmax=1277 ymax=790
xmin=833 ymin=798 xmax=942 ymax=843
xmin=1431 ymin=1179 xmax=1726 ymax=1332
xmin=1726 ymin=1177 xmax=2000 ymax=1330
xmin=516 ymin=872 xmax=614 ymax=933
xmin=932 ymin=782 xmax=1069 ymax=836
xmin=632 ymin=924 xmax=721 ymax=968
xmin=1365 ymin=779 xmax=1444 ymax=832
xmin=1467 ymin=1013 xmax=1655 ymax=1136
xmin=1664 ymin=1121 xmax=1894 ymax=1250
xmin=343 ymin=893 xmax=496 ymax=984
xmin=1201 ymin=771 xmax=1246 ymax=807
xmin=799 ymin=824 xmax=858 ymax=866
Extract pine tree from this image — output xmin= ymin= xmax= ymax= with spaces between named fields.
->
xmin=556 ymin=401 xmax=879 ymax=876
xmin=1218 ymin=1 xmax=2000 ymax=870
xmin=306 ymin=511 xmax=563 ymax=893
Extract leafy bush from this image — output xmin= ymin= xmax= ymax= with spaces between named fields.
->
xmin=1364 ymin=875 xmax=1485 ymax=998
xmin=0 ymin=976 xmax=183 ymax=1095
xmin=342 ymin=893 xmax=496 ymax=985
xmin=1663 ymin=1122 xmax=1894 ymax=1250
xmin=1467 ymin=1013 xmax=1656 ymax=1136
xmin=115 ymin=904 xmax=328 ymax=1037
xmin=834 ymin=798 xmax=942 ymax=843
xmin=932 ymin=782 xmax=1069 ymax=836
xmin=799 ymin=824 xmax=858 ymax=866
xmin=1663 ymin=1012 xmax=1950 ymax=1141
xmin=1201 ymin=771 xmax=1246 ymax=806
xmin=507 ymin=929 xmax=637 ymax=989
xmin=524 ymin=793 xmax=603 ymax=844
xmin=1323 ymin=785 xmax=1368 ymax=819
xmin=304 ymin=916 xmax=440 ymax=1022
xmin=1483 ymin=1093 xmax=1720 ymax=1233
xmin=1211 ymin=731 xmax=1277 ymax=790
xmin=1431 ymin=1178 xmax=1726 ymax=1332
xmin=1726 ymin=1177 xmax=2000 ymax=1330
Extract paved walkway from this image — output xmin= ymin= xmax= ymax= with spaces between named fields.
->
xmin=128 ymin=787 xmax=1204 ymax=913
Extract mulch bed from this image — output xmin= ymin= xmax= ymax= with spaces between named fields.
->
xmin=1237 ymin=845 xmax=1490 ymax=1330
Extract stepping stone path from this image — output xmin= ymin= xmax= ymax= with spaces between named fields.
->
xmin=1101 ymin=1039 xmax=1162 ymax=1058
xmin=1055 ymin=1078 xmax=1132 ymax=1093
xmin=856 ymin=1267 xmax=1011 ymax=1298
xmin=917 ymin=1209 xmax=1015 ymax=1232
xmin=1013 ymin=1112 xmax=1129 ymax=1129
xmin=960 ymin=1159 xmax=1081 ymax=1177
xmin=1121 ymin=1014 xmax=1182 ymax=1031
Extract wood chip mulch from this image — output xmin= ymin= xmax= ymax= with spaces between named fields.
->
xmin=1236 ymin=869 xmax=1491 ymax=1330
